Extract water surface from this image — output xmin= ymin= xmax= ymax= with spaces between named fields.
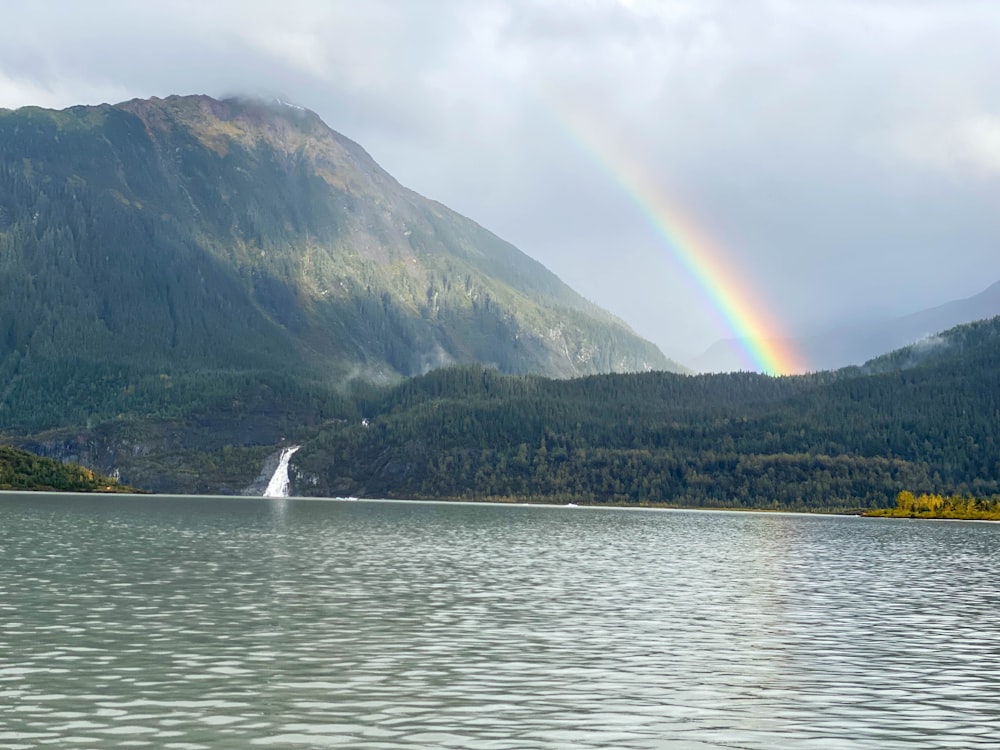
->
xmin=2 ymin=493 xmax=999 ymax=748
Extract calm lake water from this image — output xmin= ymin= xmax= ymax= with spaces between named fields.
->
xmin=2 ymin=494 xmax=999 ymax=749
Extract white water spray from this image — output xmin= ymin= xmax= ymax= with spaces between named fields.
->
xmin=264 ymin=445 xmax=301 ymax=498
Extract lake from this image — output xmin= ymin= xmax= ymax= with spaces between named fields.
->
xmin=2 ymin=493 xmax=999 ymax=749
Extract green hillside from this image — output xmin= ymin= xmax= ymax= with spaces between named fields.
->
xmin=289 ymin=317 xmax=1000 ymax=511
xmin=0 ymin=95 xmax=676 ymax=432
xmin=11 ymin=316 xmax=998 ymax=504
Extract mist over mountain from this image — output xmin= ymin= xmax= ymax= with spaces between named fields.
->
xmin=0 ymin=94 xmax=677 ymax=430
xmin=288 ymin=314 xmax=1000 ymax=509
xmin=691 ymin=280 xmax=1000 ymax=374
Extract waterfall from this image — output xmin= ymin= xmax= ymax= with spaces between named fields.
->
xmin=263 ymin=445 xmax=301 ymax=498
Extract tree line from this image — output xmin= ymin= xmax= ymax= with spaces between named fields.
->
xmin=296 ymin=318 xmax=1000 ymax=511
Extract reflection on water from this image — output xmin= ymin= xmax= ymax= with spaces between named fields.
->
xmin=2 ymin=494 xmax=1000 ymax=748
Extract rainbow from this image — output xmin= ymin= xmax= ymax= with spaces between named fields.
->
xmin=548 ymin=102 xmax=804 ymax=376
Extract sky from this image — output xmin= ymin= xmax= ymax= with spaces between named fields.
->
xmin=1 ymin=0 xmax=999 ymax=368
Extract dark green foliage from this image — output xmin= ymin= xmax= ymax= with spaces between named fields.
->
xmin=294 ymin=317 xmax=1000 ymax=511
xmin=0 ymin=95 xmax=676 ymax=435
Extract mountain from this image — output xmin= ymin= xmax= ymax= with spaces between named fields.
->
xmin=16 ymin=314 xmax=1000 ymax=501
xmin=11 ymin=93 xmax=996 ymax=509
xmin=0 ymin=94 xmax=677 ymax=432
xmin=691 ymin=280 xmax=1000 ymax=373
xmin=284 ymin=315 xmax=1000 ymax=510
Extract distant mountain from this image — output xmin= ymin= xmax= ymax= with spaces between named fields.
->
xmin=691 ymin=280 xmax=1000 ymax=373
xmin=857 ymin=311 xmax=1000 ymax=374
xmin=0 ymin=94 xmax=678 ymax=431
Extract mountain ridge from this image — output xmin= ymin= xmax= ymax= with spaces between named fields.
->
xmin=0 ymin=94 xmax=680 ymax=431
xmin=691 ymin=279 xmax=1000 ymax=373
xmin=13 ymin=314 xmax=999 ymax=500
xmin=285 ymin=314 xmax=1000 ymax=508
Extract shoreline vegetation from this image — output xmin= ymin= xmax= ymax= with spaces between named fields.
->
xmin=864 ymin=491 xmax=1000 ymax=521
xmin=5 ymin=454 xmax=999 ymax=521
xmin=0 ymin=445 xmax=141 ymax=493
xmin=6 ymin=437 xmax=999 ymax=520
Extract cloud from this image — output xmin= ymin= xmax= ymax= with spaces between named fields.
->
xmin=892 ymin=115 xmax=1000 ymax=179
xmin=1 ymin=0 xmax=999 ymax=362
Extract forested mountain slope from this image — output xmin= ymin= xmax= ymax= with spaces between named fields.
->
xmin=0 ymin=95 xmax=675 ymax=431
xmin=6 ymin=94 xmax=994 ymax=509
xmin=290 ymin=316 xmax=1000 ymax=510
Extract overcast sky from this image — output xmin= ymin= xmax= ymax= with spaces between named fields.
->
xmin=2 ymin=0 xmax=999 ymax=363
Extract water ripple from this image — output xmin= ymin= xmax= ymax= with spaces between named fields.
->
xmin=2 ymin=495 xmax=1000 ymax=748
